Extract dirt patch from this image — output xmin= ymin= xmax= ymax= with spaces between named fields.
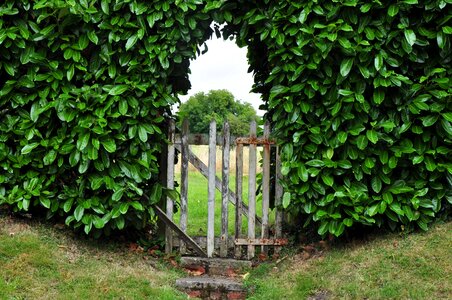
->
xmin=307 ymin=290 xmax=331 ymax=300
xmin=0 ymin=215 xmax=32 ymax=236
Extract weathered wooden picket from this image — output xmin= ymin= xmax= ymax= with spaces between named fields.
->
xmin=159 ymin=119 xmax=286 ymax=259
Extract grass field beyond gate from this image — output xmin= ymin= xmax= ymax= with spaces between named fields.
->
xmin=173 ymin=145 xmax=272 ymax=237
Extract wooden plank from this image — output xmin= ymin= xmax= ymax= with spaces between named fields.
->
xmin=154 ymin=205 xmax=207 ymax=257
xmin=261 ymin=121 xmax=271 ymax=255
xmin=220 ymin=122 xmax=230 ymax=257
xmin=247 ymin=120 xmax=257 ymax=259
xmin=172 ymin=236 xmax=235 ymax=250
xmin=207 ymin=120 xmax=216 ymax=257
xmin=174 ymin=134 xmax=274 ymax=146
xmin=235 ymin=137 xmax=275 ymax=145
xmin=165 ymin=120 xmax=175 ymax=254
xmin=234 ymin=143 xmax=244 ymax=258
xmin=235 ymin=238 xmax=288 ymax=246
xmin=175 ymin=133 xmax=235 ymax=146
xmin=275 ymin=146 xmax=284 ymax=255
xmin=179 ymin=119 xmax=189 ymax=254
xmin=174 ymin=144 xmax=262 ymax=226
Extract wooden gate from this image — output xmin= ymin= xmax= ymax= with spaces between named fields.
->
xmin=157 ymin=119 xmax=286 ymax=259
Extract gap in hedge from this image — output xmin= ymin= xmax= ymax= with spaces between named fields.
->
xmin=177 ymin=29 xmax=262 ymax=116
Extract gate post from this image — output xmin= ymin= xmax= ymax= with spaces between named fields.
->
xmin=220 ymin=121 xmax=230 ymax=257
xmin=261 ymin=121 xmax=271 ymax=255
xmin=179 ymin=119 xmax=189 ymax=254
xmin=165 ymin=120 xmax=175 ymax=254
xmin=247 ymin=120 xmax=257 ymax=259
xmin=207 ymin=120 xmax=217 ymax=257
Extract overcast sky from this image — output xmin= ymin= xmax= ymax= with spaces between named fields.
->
xmin=177 ymin=36 xmax=264 ymax=115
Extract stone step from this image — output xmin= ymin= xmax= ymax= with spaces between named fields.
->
xmin=180 ymin=257 xmax=252 ymax=277
xmin=176 ymin=276 xmax=246 ymax=300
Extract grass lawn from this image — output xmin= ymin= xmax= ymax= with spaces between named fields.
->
xmin=0 ymin=216 xmax=185 ymax=300
xmin=246 ymin=221 xmax=452 ymax=300
xmin=0 ymin=213 xmax=450 ymax=299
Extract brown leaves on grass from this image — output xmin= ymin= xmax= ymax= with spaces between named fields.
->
xmin=258 ymin=253 xmax=268 ymax=262
xmin=128 ymin=243 xmax=144 ymax=253
xmin=297 ymin=239 xmax=332 ymax=261
xmin=184 ymin=265 xmax=206 ymax=276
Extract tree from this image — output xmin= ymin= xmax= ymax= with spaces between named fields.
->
xmin=177 ymin=89 xmax=259 ymax=136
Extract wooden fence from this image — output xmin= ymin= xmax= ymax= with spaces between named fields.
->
xmin=158 ymin=119 xmax=286 ymax=259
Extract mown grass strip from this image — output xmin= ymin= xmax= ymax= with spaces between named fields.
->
xmin=0 ymin=217 xmax=185 ymax=300
xmin=246 ymin=222 xmax=452 ymax=300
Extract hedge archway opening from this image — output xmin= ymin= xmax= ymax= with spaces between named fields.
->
xmin=179 ymin=33 xmax=262 ymax=111
xmin=1 ymin=1 xmax=450 ymax=238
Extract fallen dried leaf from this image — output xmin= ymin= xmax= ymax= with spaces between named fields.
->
xmin=226 ymin=267 xmax=237 ymax=278
xmin=184 ymin=265 xmax=206 ymax=276
xmin=318 ymin=240 xmax=329 ymax=250
xmin=169 ymin=258 xmax=178 ymax=267
xmin=303 ymin=244 xmax=316 ymax=253
xmin=301 ymin=251 xmax=311 ymax=260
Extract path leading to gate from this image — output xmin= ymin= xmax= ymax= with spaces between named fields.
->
xmin=176 ymin=257 xmax=251 ymax=299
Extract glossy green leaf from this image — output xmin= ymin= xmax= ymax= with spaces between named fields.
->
xmin=317 ymin=221 xmax=328 ymax=235
xmin=102 ymin=139 xmax=116 ymax=153
xmin=101 ymin=0 xmax=109 ymax=14
xmin=306 ymin=159 xmax=325 ymax=167
xmin=373 ymin=89 xmax=385 ymax=104
xmin=366 ymin=130 xmax=378 ymax=144
xmin=437 ymin=32 xmax=445 ymax=48
xmin=340 ymin=58 xmax=354 ymax=77
xmin=404 ymin=29 xmax=416 ymax=46
xmin=88 ymin=31 xmax=99 ymax=44
xmin=108 ymin=85 xmax=129 ymax=96
xmin=387 ymin=5 xmax=399 ymax=16
xmin=138 ymin=126 xmax=148 ymax=143
xmin=21 ymin=143 xmax=39 ymax=154
xmin=77 ymin=132 xmax=90 ymax=151
xmin=321 ymin=174 xmax=334 ymax=187
xmin=43 ymin=150 xmax=57 ymax=165
xmin=367 ymin=204 xmax=379 ymax=216
xmin=420 ymin=114 xmax=439 ymax=127
xmin=383 ymin=192 xmax=393 ymax=204
xmin=40 ymin=198 xmax=51 ymax=209
xmin=282 ymin=192 xmax=291 ymax=209
xmin=112 ymin=189 xmax=124 ymax=202
xmin=424 ymin=156 xmax=436 ymax=171
xmin=63 ymin=199 xmax=73 ymax=213
xmin=371 ymin=176 xmax=382 ymax=193
xmin=356 ymin=135 xmax=368 ymax=150
xmin=374 ymin=54 xmax=383 ymax=71
xmin=74 ymin=205 xmax=84 ymax=222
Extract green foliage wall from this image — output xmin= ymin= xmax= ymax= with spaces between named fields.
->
xmin=221 ymin=0 xmax=451 ymax=235
xmin=1 ymin=0 xmax=451 ymax=237
xmin=0 ymin=0 xmax=212 ymax=235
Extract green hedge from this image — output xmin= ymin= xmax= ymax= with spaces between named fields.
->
xmin=0 ymin=0 xmax=212 ymax=235
xmin=1 ymin=0 xmax=450 ymax=237
xmin=224 ymin=0 xmax=451 ymax=235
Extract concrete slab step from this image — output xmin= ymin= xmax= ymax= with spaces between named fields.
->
xmin=176 ymin=276 xmax=246 ymax=300
xmin=181 ymin=257 xmax=252 ymax=277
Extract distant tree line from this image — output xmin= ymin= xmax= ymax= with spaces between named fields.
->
xmin=177 ymin=89 xmax=259 ymax=136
